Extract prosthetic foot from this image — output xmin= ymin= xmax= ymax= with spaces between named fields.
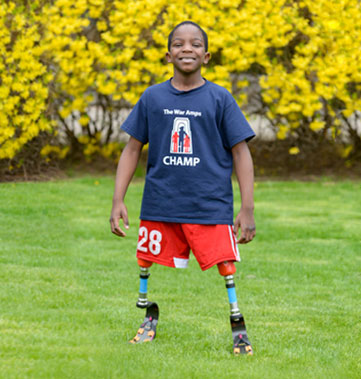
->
xmin=218 ymin=261 xmax=253 ymax=355
xmin=230 ymin=314 xmax=253 ymax=355
xmin=129 ymin=259 xmax=159 ymax=344
xmin=129 ymin=302 xmax=159 ymax=344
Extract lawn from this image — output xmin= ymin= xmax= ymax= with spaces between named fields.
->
xmin=0 ymin=177 xmax=360 ymax=378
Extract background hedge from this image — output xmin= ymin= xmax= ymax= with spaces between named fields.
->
xmin=1 ymin=0 xmax=360 ymax=177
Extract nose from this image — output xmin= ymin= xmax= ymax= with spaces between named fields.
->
xmin=182 ymin=42 xmax=193 ymax=52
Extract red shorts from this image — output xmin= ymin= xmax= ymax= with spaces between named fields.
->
xmin=136 ymin=220 xmax=240 ymax=271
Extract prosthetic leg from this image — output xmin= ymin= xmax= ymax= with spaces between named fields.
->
xmin=129 ymin=258 xmax=159 ymax=344
xmin=218 ymin=261 xmax=253 ymax=355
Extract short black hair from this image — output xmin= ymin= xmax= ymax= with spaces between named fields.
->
xmin=168 ymin=21 xmax=208 ymax=52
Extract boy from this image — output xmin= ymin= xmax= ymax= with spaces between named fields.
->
xmin=110 ymin=21 xmax=256 ymax=355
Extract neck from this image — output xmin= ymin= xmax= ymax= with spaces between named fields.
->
xmin=171 ymin=72 xmax=205 ymax=91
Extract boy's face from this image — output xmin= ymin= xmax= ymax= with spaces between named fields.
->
xmin=166 ymin=24 xmax=210 ymax=76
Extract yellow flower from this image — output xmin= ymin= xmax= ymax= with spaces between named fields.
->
xmin=277 ymin=126 xmax=288 ymax=140
xmin=79 ymin=115 xmax=90 ymax=126
xmin=289 ymin=147 xmax=300 ymax=155
xmin=309 ymin=121 xmax=325 ymax=132
xmin=98 ymin=81 xmax=117 ymax=95
xmin=326 ymin=20 xmax=340 ymax=31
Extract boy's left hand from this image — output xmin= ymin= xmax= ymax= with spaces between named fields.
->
xmin=234 ymin=208 xmax=256 ymax=244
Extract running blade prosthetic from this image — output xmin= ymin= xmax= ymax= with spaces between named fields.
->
xmin=230 ymin=314 xmax=253 ymax=355
xmin=129 ymin=302 xmax=159 ymax=344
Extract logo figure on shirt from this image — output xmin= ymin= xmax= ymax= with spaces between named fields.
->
xmin=170 ymin=117 xmax=192 ymax=154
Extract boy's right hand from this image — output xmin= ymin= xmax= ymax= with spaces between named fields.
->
xmin=109 ymin=202 xmax=129 ymax=237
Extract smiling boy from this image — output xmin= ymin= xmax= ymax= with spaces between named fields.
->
xmin=110 ymin=21 xmax=256 ymax=355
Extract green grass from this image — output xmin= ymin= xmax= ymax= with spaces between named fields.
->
xmin=0 ymin=177 xmax=360 ymax=378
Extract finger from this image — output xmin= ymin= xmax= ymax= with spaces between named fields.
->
xmin=113 ymin=227 xmax=126 ymax=237
xmin=237 ymin=231 xmax=247 ymax=244
xmin=112 ymin=225 xmax=126 ymax=237
xmin=248 ymin=226 xmax=256 ymax=240
xmin=122 ymin=212 xmax=129 ymax=230
xmin=109 ymin=217 xmax=115 ymax=232
xmin=237 ymin=226 xmax=256 ymax=244
xmin=243 ymin=227 xmax=256 ymax=244
xmin=110 ymin=217 xmax=126 ymax=237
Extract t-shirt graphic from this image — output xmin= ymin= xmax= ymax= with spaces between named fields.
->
xmin=170 ymin=117 xmax=193 ymax=154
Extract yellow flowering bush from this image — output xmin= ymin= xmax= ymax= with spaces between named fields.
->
xmin=259 ymin=0 xmax=361 ymax=154
xmin=0 ymin=2 xmax=51 ymax=163
xmin=1 ymin=0 xmax=360 ymax=171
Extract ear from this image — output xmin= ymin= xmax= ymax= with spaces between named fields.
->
xmin=165 ymin=51 xmax=172 ymax=63
xmin=203 ymin=52 xmax=211 ymax=64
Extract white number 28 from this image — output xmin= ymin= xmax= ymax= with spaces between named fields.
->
xmin=137 ymin=226 xmax=162 ymax=255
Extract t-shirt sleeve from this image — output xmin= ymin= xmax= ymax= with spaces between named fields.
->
xmin=220 ymin=93 xmax=255 ymax=148
xmin=121 ymin=93 xmax=148 ymax=144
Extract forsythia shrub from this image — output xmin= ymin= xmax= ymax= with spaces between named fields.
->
xmin=1 ymin=0 xmax=360 ymax=168
xmin=0 ymin=1 xmax=51 ymax=162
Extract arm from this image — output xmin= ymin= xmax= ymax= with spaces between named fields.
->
xmin=110 ymin=137 xmax=144 ymax=237
xmin=232 ymin=141 xmax=256 ymax=244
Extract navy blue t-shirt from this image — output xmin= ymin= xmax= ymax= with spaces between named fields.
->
xmin=121 ymin=79 xmax=255 ymax=224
